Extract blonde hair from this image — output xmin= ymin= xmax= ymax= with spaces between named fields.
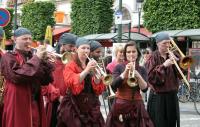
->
xmin=114 ymin=45 xmax=124 ymax=57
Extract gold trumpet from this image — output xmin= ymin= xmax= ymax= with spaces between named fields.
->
xmin=85 ymin=54 xmax=113 ymax=86
xmin=99 ymin=56 xmax=115 ymax=99
xmin=53 ymin=52 xmax=73 ymax=64
xmin=29 ymin=46 xmax=72 ymax=64
xmin=127 ymin=62 xmax=138 ymax=87
xmin=167 ymin=48 xmax=190 ymax=90
xmin=169 ymin=38 xmax=193 ymax=69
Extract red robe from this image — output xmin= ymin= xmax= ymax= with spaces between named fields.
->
xmin=63 ymin=60 xmax=105 ymax=95
xmin=42 ymin=59 xmax=66 ymax=127
xmin=0 ymin=50 xmax=54 ymax=127
xmin=0 ymin=50 xmax=4 ymax=127
xmin=57 ymin=60 xmax=105 ymax=127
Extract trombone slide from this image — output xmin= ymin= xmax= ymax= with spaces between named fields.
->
xmin=167 ymin=49 xmax=190 ymax=90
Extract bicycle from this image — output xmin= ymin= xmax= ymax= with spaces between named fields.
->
xmin=190 ymin=70 xmax=200 ymax=115
xmin=177 ymin=80 xmax=190 ymax=103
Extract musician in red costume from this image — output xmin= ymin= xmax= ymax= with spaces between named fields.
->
xmin=0 ymin=27 xmax=54 ymax=127
xmin=57 ymin=37 xmax=105 ymax=127
xmin=42 ymin=33 xmax=77 ymax=127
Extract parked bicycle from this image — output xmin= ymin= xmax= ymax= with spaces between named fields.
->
xmin=177 ymin=70 xmax=200 ymax=115
xmin=190 ymin=71 xmax=200 ymax=115
xmin=177 ymin=80 xmax=190 ymax=103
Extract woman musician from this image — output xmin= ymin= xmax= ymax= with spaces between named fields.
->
xmin=57 ymin=37 xmax=105 ymax=127
xmin=105 ymin=41 xmax=154 ymax=127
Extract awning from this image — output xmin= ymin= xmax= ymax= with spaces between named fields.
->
xmin=130 ymin=27 xmax=152 ymax=37
xmin=83 ymin=32 xmax=150 ymax=47
xmin=53 ymin=27 xmax=71 ymax=42
xmin=53 ymin=27 xmax=71 ymax=36
xmin=83 ymin=32 xmax=150 ymax=42
xmin=151 ymin=29 xmax=200 ymax=40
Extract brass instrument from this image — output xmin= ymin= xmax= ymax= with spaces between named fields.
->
xmin=85 ymin=54 xmax=113 ymax=86
xmin=107 ymin=85 xmax=116 ymax=99
xmin=169 ymin=38 xmax=193 ymax=69
xmin=127 ymin=62 xmax=138 ymax=87
xmin=53 ymin=52 xmax=73 ymax=64
xmin=99 ymin=57 xmax=115 ymax=99
xmin=30 ymin=46 xmax=72 ymax=64
xmin=167 ymin=48 xmax=190 ymax=90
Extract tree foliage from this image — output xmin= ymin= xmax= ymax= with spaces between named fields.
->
xmin=21 ymin=1 xmax=55 ymax=41
xmin=71 ymin=0 xmax=114 ymax=36
xmin=143 ymin=0 xmax=200 ymax=33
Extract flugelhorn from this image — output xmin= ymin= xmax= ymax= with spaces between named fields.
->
xmin=167 ymin=48 xmax=190 ymax=90
xmin=127 ymin=61 xmax=138 ymax=87
xmin=85 ymin=54 xmax=113 ymax=86
xmin=169 ymin=38 xmax=193 ymax=69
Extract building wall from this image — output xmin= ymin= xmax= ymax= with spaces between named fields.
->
xmin=54 ymin=0 xmax=143 ymax=27
xmin=0 ymin=0 xmax=143 ymax=28
xmin=113 ymin=0 xmax=143 ymax=27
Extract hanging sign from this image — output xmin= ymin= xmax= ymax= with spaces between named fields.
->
xmin=115 ymin=10 xmax=122 ymax=25
xmin=0 ymin=8 xmax=11 ymax=27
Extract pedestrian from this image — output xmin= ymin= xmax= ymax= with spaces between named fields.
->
xmin=42 ymin=33 xmax=77 ymax=127
xmin=0 ymin=27 xmax=54 ymax=127
xmin=57 ymin=37 xmax=105 ymax=127
xmin=105 ymin=41 xmax=154 ymax=127
xmin=106 ymin=45 xmax=124 ymax=74
xmin=146 ymin=32 xmax=180 ymax=127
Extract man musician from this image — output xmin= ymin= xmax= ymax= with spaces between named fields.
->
xmin=42 ymin=33 xmax=77 ymax=127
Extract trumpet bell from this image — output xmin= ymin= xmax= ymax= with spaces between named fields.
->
xmin=103 ymin=74 xmax=113 ymax=86
xmin=179 ymin=56 xmax=194 ymax=70
xmin=61 ymin=52 xmax=72 ymax=64
xmin=127 ymin=77 xmax=137 ymax=87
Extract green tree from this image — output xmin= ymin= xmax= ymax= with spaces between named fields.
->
xmin=143 ymin=0 xmax=200 ymax=33
xmin=4 ymin=8 xmax=14 ymax=39
xmin=21 ymin=1 xmax=55 ymax=41
xmin=71 ymin=0 xmax=114 ymax=36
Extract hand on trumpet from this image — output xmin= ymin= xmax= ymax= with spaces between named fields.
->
xmin=35 ymin=45 xmax=56 ymax=62
xmin=121 ymin=62 xmax=137 ymax=79
xmin=85 ymin=59 xmax=97 ymax=74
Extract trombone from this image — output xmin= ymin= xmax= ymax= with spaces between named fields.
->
xmin=167 ymin=48 xmax=190 ymax=90
xmin=85 ymin=54 xmax=113 ymax=86
xmin=169 ymin=38 xmax=193 ymax=69
xmin=127 ymin=61 xmax=138 ymax=87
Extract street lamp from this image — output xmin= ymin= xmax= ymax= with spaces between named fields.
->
xmin=137 ymin=0 xmax=143 ymax=33
xmin=138 ymin=7 xmax=141 ymax=33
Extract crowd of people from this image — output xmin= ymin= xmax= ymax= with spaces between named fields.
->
xmin=0 ymin=26 xmax=183 ymax=127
